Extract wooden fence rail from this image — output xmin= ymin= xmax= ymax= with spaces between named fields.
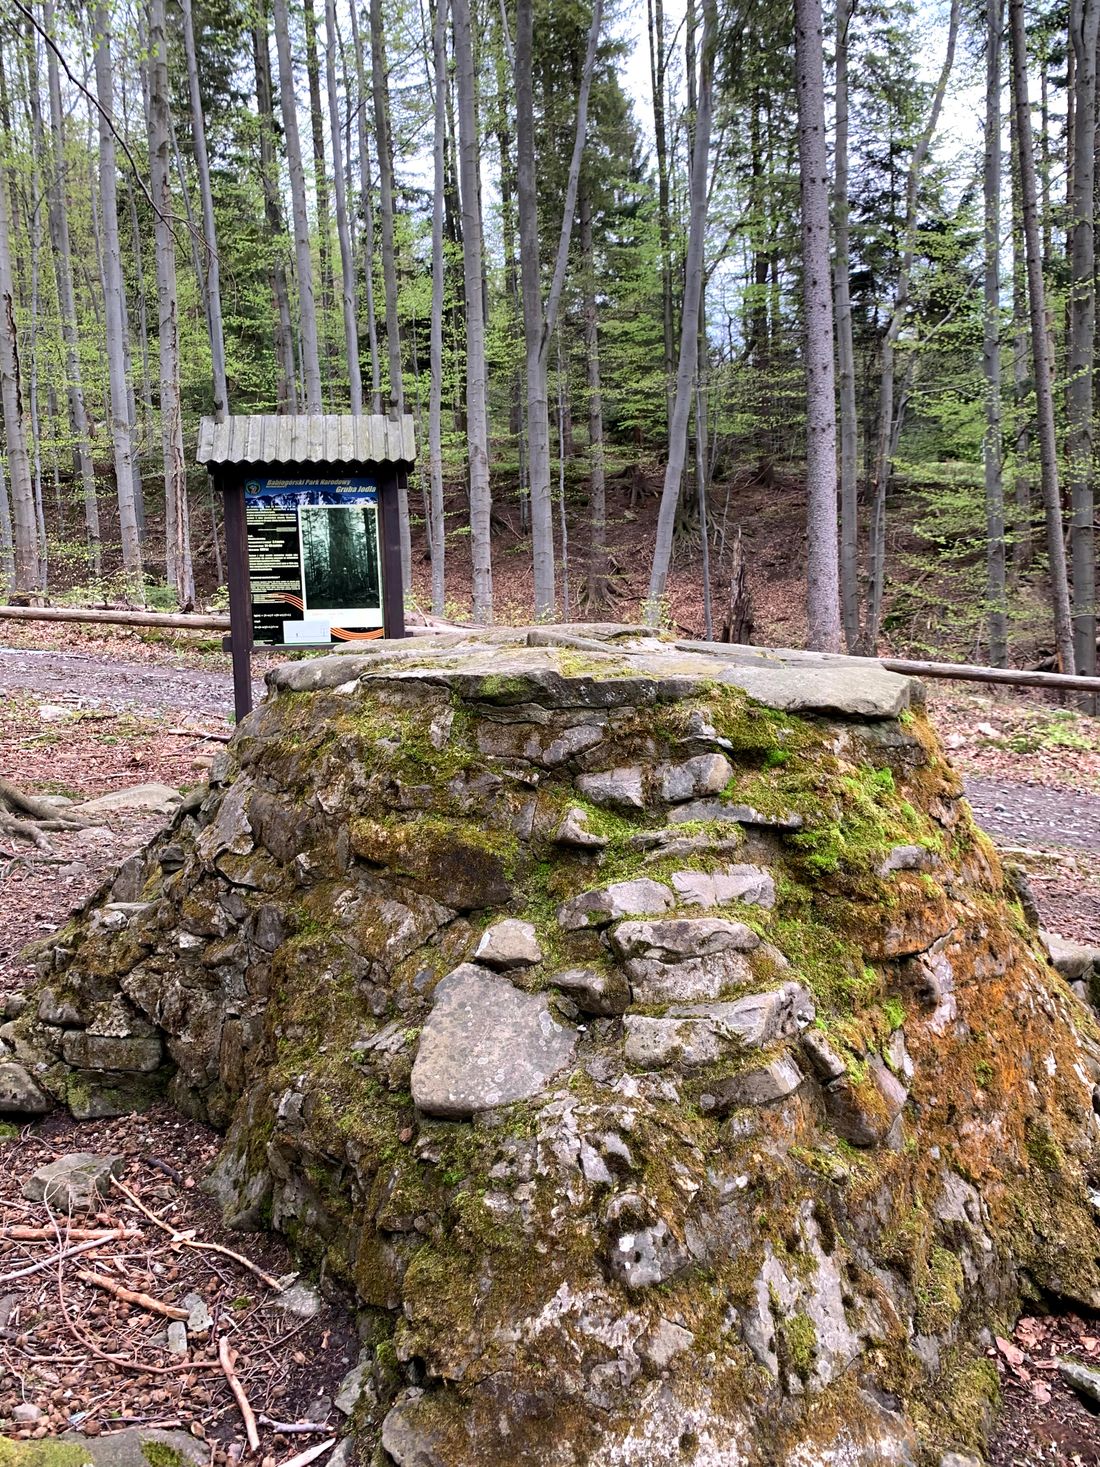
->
xmin=3 ymin=604 xmax=1100 ymax=696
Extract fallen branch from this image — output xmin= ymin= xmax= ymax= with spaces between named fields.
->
xmin=111 ymin=1176 xmax=283 ymax=1291
xmin=164 ymin=728 xmax=233 ymax=742
xmin=0 ymin=1230 xmax=129 ymax=1284
xmin=219 ymin=1335 xmax=260 ymax=1452
xmin=0 ymin=1225 xmax=141 ymax=1242
xmin=76 ymin=1269 xmax=190 ymax=1321
xmin=278 ymin=1439 xmax=336 ymax=1467
xmin=259 ymin=1418 xmax=333 ymax=1436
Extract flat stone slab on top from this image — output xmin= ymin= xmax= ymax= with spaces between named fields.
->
xmin=267 ymin=627 xmax=919 ymax=720
xmin=411 ymin=964 xmax=577 ymax=1118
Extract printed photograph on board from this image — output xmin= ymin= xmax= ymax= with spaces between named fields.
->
xmin=244 ymin=477 xmax=383 ymax=645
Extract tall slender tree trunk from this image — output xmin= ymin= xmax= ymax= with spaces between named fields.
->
xmin=303 ymin=0 xmax=334 ymax=389
xmin=516 ymin=0 xmax=603 ymax=619
xmin=647 ymin=0 xmax=673 ymax=428
xmin=863 ymin=0 xmax=961 ymax=652
xmin=349 ymin=0 xmax=382 ymax=412
xmin=272 ymin=0 xmax=324 ymax=412
xmin=324 ymin=0 xmax=362 ymax=413
xmin=453 ymin=0 xmax=493 ymax=622
xmin=23 ymin=24 xmax=49 ymax=590
xmin=369 ymin=0 xmax=410 ymax=584
xmin=181 ymin=0 xmax=229 ymax=422
xmin=0 ymin=123 xmax=41 ymax=597
xmin=1010 ymin=0 xmax=1076 ymax=671
xmin=92 ymin=1 xmax=142 ymax=580
xmin=984 ymin=0 xmax=1008 ymax=666
xmin=645 ymin=0 xmax=715 ymax=623
xmin=793 ymin=0 xmax=841 ymax=651
xmin=429 ymin=0 xmax=447 ymax=615
xmin=0 ymin=449 xmax=13 ymax=594
xmin=1068 ymin=0 xmax=1100 ymax=675
xmin=148 ymin=0 xmax=193 ymax=606
xmin=44 ymin=0 xmax=100 ymax=572
xmin=251 ymin=5 xmax=297 ymax=412
xmin=1010 ymin=99 xmax=1033 ymax=575
xmin=833 ymin=0 xmax=859 ymax=651
xmin=580 ymin=183 xmax=607 ymax=608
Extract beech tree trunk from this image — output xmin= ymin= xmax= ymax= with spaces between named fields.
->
xmin=251 ymin=5 xmax=297 ymax=413
xmin=516 ymin=0 xmax=603 ymax=619
xmin=43 ymin=0 xmax=100 ymax=572
xmin=1010 ymin=104 xmax=1033 ymax=577
xmin=984 ymin=0 xmax=1008 ymax=666
xmin=647 ymin=0 xmax=673 ymax=428
xmin=92 ymin=1 xmax=142 ymax=580
xmin=1068 ymin=0 xmax=1099 ymax=676
xmin=645 ymin=0 xmax=715 ymax=623
xmin=793 ymin=0 xmax=841 ymax=651
xmin=453 ymin=0 xmax=493 ymax=622
xmin=428 ymin=0 xmax=447 ymax=615
xmin=272 ymin=0 xmax=324 ymax=412
xmin=1010 ymin=0 xmax=1076 ymax=671
xmin=147 ymin=0 xmax=194 ymax=606
xmin=324 ymin=0 xmax=362 ymax=413
xmin=303 ymin=0 xmax=334 ymax=387
xmin=834 ymin=0 xmax=859 ymax=651
xmin=181 ymin=0 xmax=229 ymax=423
xmin=0 ymin=124 xmax=41 ymax=597
xmin=349 ymin=0 xmax=382 ymax=412
xmin=580 ymin=182 xmax=607 ymax=608
xmin=369 ymin=0 xmax=410 ymax=585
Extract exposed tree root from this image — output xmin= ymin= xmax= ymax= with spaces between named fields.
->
xmin=0 ymin=777 xmax=96 ymax=850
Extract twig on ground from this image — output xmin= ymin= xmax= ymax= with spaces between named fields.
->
xmin=258 ymin=1418 xmax=332 ymax=1435
xmin=277 ymin=1438 xmax=336 ymax=1467
xmin=219 ymin=1335 xmax=261 ymax=1452
xmin=0 ymin=1225 xmax=141 ymax=1242
xmin=0 ymin=1229 xmax=130 ymax=1284
xmin=110 ymin=1177 xmax=283 ymax=1291
xmin=75 ymin=1269 xmax=190 ymax=1320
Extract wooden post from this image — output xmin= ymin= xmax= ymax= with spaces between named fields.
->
xmin=221 ymin=472 xmax=255 ymax=723
xmin=380 ymin=466 xmax=407 ymax=638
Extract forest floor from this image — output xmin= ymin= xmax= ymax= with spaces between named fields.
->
xmin=1 ymin=622 xmax=1099 ymax=1462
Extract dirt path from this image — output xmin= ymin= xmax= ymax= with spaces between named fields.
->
xmin=964 ymin=774 xmax=1100 ymax=854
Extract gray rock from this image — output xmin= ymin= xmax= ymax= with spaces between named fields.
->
xmin=167 ymin=1319 xmax=189 ymax=1355
xmin=12 ymin=1403 xmax=41 ymax=1423
xmin=473 ymin=919 xmax=542 ymax=970
xmin=23 ymin=1152 xmax=123 ymax=1211
xmin=610 ymin=916 xmax=760 ymax=962
xmin=61 ymin=1030 xmax=163 ymax=1073
xmin=654 ymin=753 xmax=732 ymax=803
xmin=668 ymin=798 xmax=804 ymax=831
xmin=825 ymin=1058 xmax=908 ymax=1147
xmin=605 ymin=1196 xmax=690 ymax=1288
xmin=335 ymin=1347 xmax=374 ymax=1415
xmin=54 ymin=1429 xmax=205 ymax=1467
xmin=625 ymin=951 xmax=754 ymax=1005
xmin=554 ymin=807 xmax=608 ymax=849
xmin=669 ymin=864 xmax=776 ymax=909
xmin=182 ymin=1291 xmax=212 ymax=1334
xmin=701 ymin=1056 xmax=804 ymax=1114
xmin=382 ymin=1391 xmax=448 ymax=1467
xmin=575 ymin=766 xmax=646 ymax=809
xmin=0 ymin=1061 xmax=49 ymax=1115
xmin=272 ymin=1278 xmax=325 ymax=1319
xmin=676 ymin=644 xmax=916 ymax=719
xmin=2 ymin=994 xmax=27 ymax=1020
xmin=939 ymin=1455 xmax=984 ymax=1467
xmin=558 ymin=879 xmax=674 ymax=930
xmin=638 ymin=1318 xmax=694 ymax=1370
xmin=412 ymin=965 xmax=577 ymax=1118
xmin=624 ymin=984 xmax=815 ymax=1069
xmin=75 ymin=782 xmax=183 ymax=817
xmin=801 ymin=1030 xmax=848 ymax=1082
xmin=1042 ymin=929 xmax=1100 ymax=980
xmin=551 ymin=967 xmax=630 ymax=1016
xmin=1059 ymin=1356 xmax=1100 ymax=1408
xmin=879 ymin=844 xmax=935 ymax=877
xmin=37 ymin=987 xmax=84 ymax=1026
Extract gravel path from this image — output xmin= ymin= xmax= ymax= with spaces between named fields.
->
xmin=0 ymin=645 xmax=256 ymax=723
xmin=2 ymin=648 xmax=1099 ymax=857
xmin=963 ymin=774 xmax=1100 ymax=854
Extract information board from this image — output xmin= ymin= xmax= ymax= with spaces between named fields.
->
xmin=244 ymin=477 xmax=383 ymax=646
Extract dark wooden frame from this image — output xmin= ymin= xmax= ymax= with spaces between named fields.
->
xmin=209 ymin=459 xmax=408 ymax=723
